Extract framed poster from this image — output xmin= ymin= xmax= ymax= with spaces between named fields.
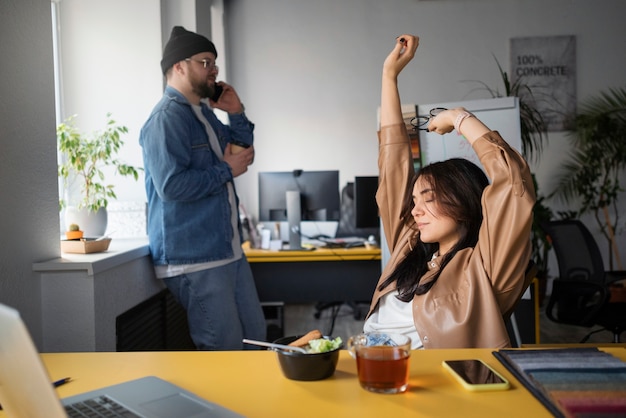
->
xmin=510 ymin=35 xmax=576 ymax=131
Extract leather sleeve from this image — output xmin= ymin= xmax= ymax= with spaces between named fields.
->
xmin=472 ymin=131 xmax=536 ymax=300
xmin=376 ymin=123 xmax=415 ymax=253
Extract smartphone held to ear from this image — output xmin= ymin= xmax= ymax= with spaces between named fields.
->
xmin=210 ymin=84 xmax=223 ymax=102
xmin=442 ymin=359 xmax=510 ymax=391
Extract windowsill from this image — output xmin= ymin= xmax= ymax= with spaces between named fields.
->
xmin=33 ymin=237 xmax=150 ymax=276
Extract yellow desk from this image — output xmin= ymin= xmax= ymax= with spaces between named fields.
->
xmin=244 ymin=244 xmax=382 ymax=262
xmin=244 ymin=244 xmax=382 ymax=303
xmin=13 ymin=347 xmax=626 ymax=417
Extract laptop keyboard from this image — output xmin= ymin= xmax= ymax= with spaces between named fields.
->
xmin=65 ymin=395 xmax=141 ymax=417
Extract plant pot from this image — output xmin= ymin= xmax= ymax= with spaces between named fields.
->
xmin=64 ymin=207 xmax=108 ymax=237
xmin=65 ymin=230 xmax=84 ymax=240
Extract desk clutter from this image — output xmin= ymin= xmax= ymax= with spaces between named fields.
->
xmin=247 ymin=220 xmax=377 ymax=250
xmin=493 ymin=347 xmax=626 ymax=417
xmin=307 ymin=235 xmax=375 ymax=249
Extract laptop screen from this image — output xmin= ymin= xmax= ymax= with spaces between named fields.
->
xmin=0 ymin=303 xmax=245 ymax=418
xmin=0 ymin=303 xmax=67 ymax=417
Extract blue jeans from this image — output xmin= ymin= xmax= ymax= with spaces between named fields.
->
xmin=164 ymin=257 xmax=266 ymax=350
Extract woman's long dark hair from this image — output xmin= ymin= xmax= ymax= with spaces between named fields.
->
xmin=379 ymin=158 xmax=489 ymax=301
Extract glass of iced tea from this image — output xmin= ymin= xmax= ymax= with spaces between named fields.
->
xmin=347 ymin=332 xmax=411 ymax=394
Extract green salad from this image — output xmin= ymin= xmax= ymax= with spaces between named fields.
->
xmin=306 ymin=337 xmax=343 ymax=353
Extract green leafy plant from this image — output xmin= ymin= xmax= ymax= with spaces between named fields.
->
xmin=531 ymin=174 xmax=554 ymax=275
xmin=57 ymin=113 xmax=142 ymax=213
xmin=550 ymin=87 xmax=626 ymax=269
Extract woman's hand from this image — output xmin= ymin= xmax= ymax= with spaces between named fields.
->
xmin=429 ymin=107 xmax=490 ymax=145
xmin=382 ymin=35 xmax=419 ymax=80
xmin=428 ymin=108 xmax=461 ymax=135
xmin=380 ymin=35 xmax=419 ymax=127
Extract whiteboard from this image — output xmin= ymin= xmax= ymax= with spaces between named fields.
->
xmin=417 ymin=97 xmax=522 ymax=170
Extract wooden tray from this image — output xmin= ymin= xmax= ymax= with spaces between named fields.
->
xmin=61 ymin=238 xmax=112 ymax=254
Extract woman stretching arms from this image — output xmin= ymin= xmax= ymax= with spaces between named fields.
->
xmin=364 ymin=35 xmax=536 ymax=349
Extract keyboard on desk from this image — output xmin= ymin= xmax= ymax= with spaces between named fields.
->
xmin=65 ymin=395 xmax=140 ymax=418
xmin=319 ymin=237 xmax=366 ymax=248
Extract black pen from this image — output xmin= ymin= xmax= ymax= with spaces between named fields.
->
xmin=53 ymin=377 xmax=72 ymax=387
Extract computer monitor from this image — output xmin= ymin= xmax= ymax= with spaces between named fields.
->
xmin=354 ymin=176 xmax=379 ymax=229
xmin=258 ymin=170 xmax=341 ymax=222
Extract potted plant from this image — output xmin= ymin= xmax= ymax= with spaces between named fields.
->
xmin=65 ymin=223 xmax=83 ymax=240
xmin=57 ymin=112 xmax=142 ymax=236
xmin=550 ymin=87 xmax=626 ymax=269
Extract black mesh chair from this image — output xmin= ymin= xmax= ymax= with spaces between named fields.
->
xmin=542 ymin=220 xmax=626 ymax=343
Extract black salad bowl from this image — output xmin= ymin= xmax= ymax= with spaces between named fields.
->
xmin=272 ymin=335 xmax=341 ymax=381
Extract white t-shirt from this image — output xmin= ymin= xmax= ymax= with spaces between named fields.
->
xmin=363 ymin=291 xmax=424 ymax=349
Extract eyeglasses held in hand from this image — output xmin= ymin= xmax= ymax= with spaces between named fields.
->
xmin=410 ymin=107 xmax=448 ymax=131
xmin=185 ymin=58 xmax=219 ymax=72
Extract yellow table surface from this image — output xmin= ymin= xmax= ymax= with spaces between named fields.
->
xmin=243 ymin=243 xmax=381 ymax=262
xmin=13 ymin=347 xmax=625 ymax=417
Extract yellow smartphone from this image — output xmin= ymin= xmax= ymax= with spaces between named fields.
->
xmin=442 ymin=359 xmax=510 ymax=391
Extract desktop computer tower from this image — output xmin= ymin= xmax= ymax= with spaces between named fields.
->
xmin=286 ymin=190 xmax=302 ymax=250
xmin=261 ymin=301 xmax=284 ymax=342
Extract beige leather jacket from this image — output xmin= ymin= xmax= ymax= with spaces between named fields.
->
xmin=367 ymin=123 xmax=535 ymax=348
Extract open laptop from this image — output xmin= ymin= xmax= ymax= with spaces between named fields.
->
xmin=0 ymin=303 xmax=244 ymax=417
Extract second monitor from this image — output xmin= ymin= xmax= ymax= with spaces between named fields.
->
xmin=354 ymin=176 xmax=379 ymax=229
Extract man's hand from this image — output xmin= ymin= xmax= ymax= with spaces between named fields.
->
xmin=209 ymin=82 xmax=245 ymax=114
xmin=224 ymin=143 xmax=254 ymax=177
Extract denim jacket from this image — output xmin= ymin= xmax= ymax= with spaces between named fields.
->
xmin=139 ymin=86 xmax=254 ymax=265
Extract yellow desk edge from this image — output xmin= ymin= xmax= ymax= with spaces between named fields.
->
xmin=242 ymin=241 xmax=382 ymax=263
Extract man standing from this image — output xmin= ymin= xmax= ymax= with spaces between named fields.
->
xmin=140 ymin=26 xmax=266 ymax=350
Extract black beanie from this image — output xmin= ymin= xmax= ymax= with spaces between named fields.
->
xmin=160 ymin=26 xmax=218 ymax=75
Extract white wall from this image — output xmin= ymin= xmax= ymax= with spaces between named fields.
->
xmin=0 ymin=0 xmax=59 ymax=347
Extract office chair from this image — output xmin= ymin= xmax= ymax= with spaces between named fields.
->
xmin=504 ymin=261 xmax=539 ymax=347
xmin=542 ymin=219 xmax=626 ymax=343
xmin=313 ymin=183 xmax=379 ymax=332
